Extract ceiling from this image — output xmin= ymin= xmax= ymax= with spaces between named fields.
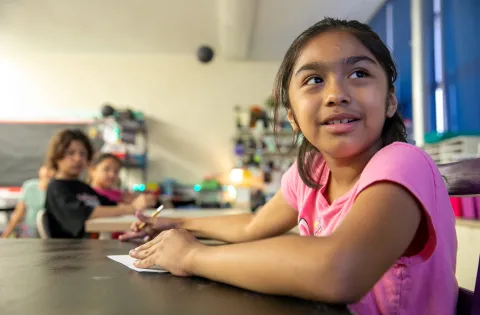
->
xmin=0 ymin=0 xmax=385 ymax=60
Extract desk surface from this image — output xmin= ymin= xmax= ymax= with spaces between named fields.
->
xmin=85 ymin=208 xmax=251 ymax=233
xmin=0 ymin=240 xmax=350 ymax=315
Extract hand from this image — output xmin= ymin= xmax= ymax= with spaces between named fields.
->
xmin=131 ymin=194 xmax=157 ymax=211
xmin=129 ymin=229 xmax=204 ymax=276
xmin=118 ymin=210 xmax=180 ymax=242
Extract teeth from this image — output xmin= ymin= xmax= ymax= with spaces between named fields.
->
xmin=327 ymin=118 xmax=355 ymax=125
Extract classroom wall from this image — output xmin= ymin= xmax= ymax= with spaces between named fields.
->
xmin=0 ymin=53 xmax=280 ymax=183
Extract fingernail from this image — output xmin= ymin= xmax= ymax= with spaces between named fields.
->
xmin=129 ymin=249 xmax=135 ymax=254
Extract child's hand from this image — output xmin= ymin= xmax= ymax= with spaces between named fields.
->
xmin=118 ymin=210 xmax=180 ymax=242
xmin=129 ymin=229 xmax=204 ymax=276
xmin=131 ymin=194 xmax=157 ymax=211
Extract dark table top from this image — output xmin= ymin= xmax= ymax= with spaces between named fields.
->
xmin=0 ymin=240 xmax=351 ymax=315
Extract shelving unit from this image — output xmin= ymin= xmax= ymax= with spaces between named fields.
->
xmin=231 ymin=105 xmax=298 ymax=210
xmin=87 ymin=110 xmax=148 ymax=189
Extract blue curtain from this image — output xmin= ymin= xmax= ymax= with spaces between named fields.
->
xmin=369 ymin=5 xmax=387 ymax=43
xmin=442 ymin=0 xmax=480 ymax=133
xmin=391 ymin=0 xmax=412 ymax=120
xmin=369 ymin=0 xmax=436 ymax=133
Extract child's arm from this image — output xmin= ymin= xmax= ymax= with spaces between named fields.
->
xmin=1 ymin=201 xmax=27 ymax=238
xmin=132 ymin=182 xmax=422 ymax=303
xmin=180 ymin=191 xmax=298 ymax=242
xmin=120 ymin=191 xmax=298 ymax=243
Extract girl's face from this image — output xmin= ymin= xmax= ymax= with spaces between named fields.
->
xmin=57 ymin=140 xmax=89 ymax=179
xmin=288 ymin=31 xmax=397 ymax=159
xmin=90 ymin=158 xmax=121 ymax=189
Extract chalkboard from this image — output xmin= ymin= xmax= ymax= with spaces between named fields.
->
xmin=0 ymin=122 xmax=88 ymax=186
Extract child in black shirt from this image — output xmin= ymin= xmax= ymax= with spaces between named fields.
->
xmin=45 ymin=129 xmax=156 ymax=238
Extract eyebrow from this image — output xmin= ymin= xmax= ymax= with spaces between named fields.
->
xmin=294 ymin=55 xmax=377 ymax=76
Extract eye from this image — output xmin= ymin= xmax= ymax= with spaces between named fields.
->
xmin=349 ymin=70 xmax=369 ymax=79
xmin=305 ymin=76 xmax=323 ymax=85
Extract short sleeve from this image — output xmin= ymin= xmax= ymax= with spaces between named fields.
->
xmin=281 ymin=162 xmax=300 ymax=210
xmin=18 ymin=179 xmax=36 ymax=201
xmin=355 ymin=143 xmax=438 ymax=261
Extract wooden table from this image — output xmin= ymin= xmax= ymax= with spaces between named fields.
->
xmin=0 ymin=240 xmax=350 ymax=315
xmin=85 ymin=208 xmax=251 ymax=239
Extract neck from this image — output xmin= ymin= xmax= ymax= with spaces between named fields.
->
xmin=38 ymin=179 xmax=49 ymax=190
xmin=323 ymin=140 xmax=382 ymax=189
xmin=91 ymin=182 xmax=107 ymax=189
xmin=55 ymin=172 xmax=79 ymax=180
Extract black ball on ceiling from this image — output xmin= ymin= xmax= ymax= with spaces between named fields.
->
xmin=101 ymin=104 xmax=116 ymax=117
xmin=197 ymin=45 xmax=214 ymax=63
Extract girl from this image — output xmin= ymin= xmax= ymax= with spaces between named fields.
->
xmin=45 ymin=129 xmax=157 ymax=239
xmin=1 ymin=165 xmax=54 ymax=238
xmin=89 ymin=153 xmax=136 ymax=204
xmin=123 ymin=18 xmax=457 ymax=315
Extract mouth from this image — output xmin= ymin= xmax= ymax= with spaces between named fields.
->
xmin=322 ymin=118 xmax=360 ymax=125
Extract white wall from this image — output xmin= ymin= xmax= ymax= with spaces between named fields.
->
xmin=456 ymin=221 xmax=480 ymax=291
xmin=0 ymin=53 xmax=280 ymax=183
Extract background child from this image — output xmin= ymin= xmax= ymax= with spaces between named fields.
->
xmin=89 ymin=152 xmax=153 ymax=239
xmin=125 ymin=18 xmax=457 ymax=315
xmin=1 ymin=165 xmax=54 ymax=238
xmin=45 ymin=129 xmax=156 ymax=239
xmin=88 ymin=153 xmax=137 ymax=204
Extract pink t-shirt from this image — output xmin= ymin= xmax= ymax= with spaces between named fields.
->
xmin=281 ymin=142 xmax=458 ymax=315
xmin=93 ymin=187 xmax=123 ymax=203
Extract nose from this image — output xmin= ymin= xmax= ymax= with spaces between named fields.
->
xmin=324 ymin=78 xmax=350 ymax=106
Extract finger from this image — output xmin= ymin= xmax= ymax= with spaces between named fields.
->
xmin=134 ymin=231 xmax=164 ymax=251
xmin=129 ymin=246 xmax=154 ymax=259
xmin=134 ymin=256 xmax=155 ymax=269
xmin=118 ymin=230 xmax=146 ymax=242
xmin=136 ymin=210 xmax=156 ymax=224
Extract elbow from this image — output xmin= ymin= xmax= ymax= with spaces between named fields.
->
xmin=310 ymin=249 xmax=369 ymax=304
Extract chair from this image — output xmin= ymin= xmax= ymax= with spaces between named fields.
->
xmin=438 ymin=158 xmax=480 ymax=314
xmin=36 ymin=209 xmax=50 ymax=239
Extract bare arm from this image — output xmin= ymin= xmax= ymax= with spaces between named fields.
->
xmin=1 ymin=201 xmax=27 ymax=237
xmin=139 ymin=183 xmax=422 ymax=303
xmin=88 ymin=204 xmax=135 ymax=219
xmin=182 ymin=191 xmax=297 ymax=242
xmin=122 ymin=191 xmax=298 ymax=243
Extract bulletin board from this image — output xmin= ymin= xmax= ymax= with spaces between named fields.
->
xmin=0 ymin=121 xmax=89 ymax=187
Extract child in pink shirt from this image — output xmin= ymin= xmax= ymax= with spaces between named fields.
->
xmin=125 ymin=18 xmax=457 ymax=315
xmin=89 ymin=153 xmax=136 ymax=204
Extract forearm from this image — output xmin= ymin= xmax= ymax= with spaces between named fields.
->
xmin=179 ymin=213 xmax=255 ymax=243
xmin=187 ymin=234 xmax=348 ymax=303
xmin=1 ymin=206 xmax=26 ymax=237
xmin=89 ymin=205 xmax=134 ymax=218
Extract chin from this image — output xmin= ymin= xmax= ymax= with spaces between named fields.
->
xmin=321 ymin=139 xmax=369 ymax=159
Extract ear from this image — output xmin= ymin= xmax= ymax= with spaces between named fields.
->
xmin=287 ymin=109 xmax=300 ymax=132
xmin=386 ymin=92 xmax=398 ymax=118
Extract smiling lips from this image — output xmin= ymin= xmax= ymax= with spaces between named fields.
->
xmin=321 ymin=114 xmax=360 ymax=134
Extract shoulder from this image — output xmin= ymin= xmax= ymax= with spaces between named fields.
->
xmin=22 ymin=179 xmax=38 ymax=190
xmin=358 ymin=142 xmax=442 ymax=209
xmin=365 ymin=142 xmax=437 ymax=177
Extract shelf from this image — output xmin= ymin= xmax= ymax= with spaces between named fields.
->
xmin=456 ymin=218 xmax=480 ymax=228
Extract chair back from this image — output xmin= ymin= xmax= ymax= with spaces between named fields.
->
xmin=438 ymin=158 xmax=480 ymax=196
xmin=36 ymin=209 xmax=50 ymax=239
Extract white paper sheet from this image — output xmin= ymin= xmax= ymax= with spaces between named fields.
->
xmin=108 ymin=255 xmax=169 ymax=273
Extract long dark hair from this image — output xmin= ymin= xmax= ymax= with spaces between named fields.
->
xmin=272 ymin=17 xmax=407 ymax=188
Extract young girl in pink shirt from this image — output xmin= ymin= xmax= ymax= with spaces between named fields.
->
xmin=89 ymin=153 xmax=133 ymax=204
xmin=124 ymin=18 xmax=458 ymax=315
